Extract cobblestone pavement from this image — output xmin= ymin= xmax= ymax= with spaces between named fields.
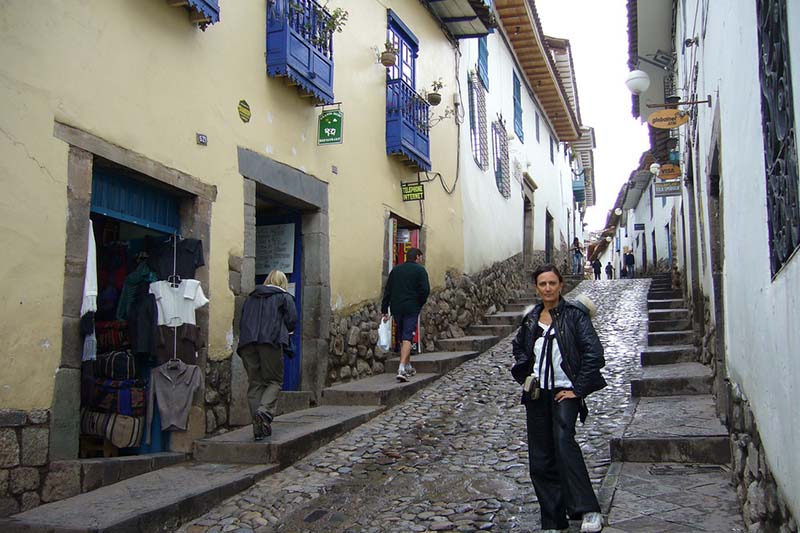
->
xmin=180 ymin=280 xmax=650 ymax=533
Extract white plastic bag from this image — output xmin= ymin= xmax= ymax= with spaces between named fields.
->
xmin=377 ymin=318 xmax=392 ymax=351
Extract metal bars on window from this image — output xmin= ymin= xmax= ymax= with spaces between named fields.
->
xmin=492 ymin=118 xmax=511 ymax=198
xmin=756 ymin=0 xmax=800 ymax=276
xmin=468 ymin=74 xmax=489 ymax=171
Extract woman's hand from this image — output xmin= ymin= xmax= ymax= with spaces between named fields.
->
xmin=555 ymin=390 xmax=577 ymax=402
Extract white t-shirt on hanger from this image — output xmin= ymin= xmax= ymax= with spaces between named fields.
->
xmin=149 ymin=279 xmax=209 ymax=327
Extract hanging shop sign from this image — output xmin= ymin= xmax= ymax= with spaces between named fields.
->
xmin=654 ymin=179 xmax=683 ymax=198
xmin=401 ymin=182 xmax=425 ymax=202
xmin=318 ymin=110 xmax=343 ymax=145
xmin=238 ymin=100 xmax=251 ymax=123
xmin=647 ymin=109 xmax=689 ymax=129
xmin=658 ymin=163 xmax=682 ymax=180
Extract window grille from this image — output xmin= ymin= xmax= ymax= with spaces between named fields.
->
xmin=468 ymin=74 xmax=489 ymax=171
xmin=756 ymin=0 xmax=799 ymax=276
xmin=513 ymin=71 xmax=523 ymax=141
xmin=492 ymin=119 xmax=511 ymax=198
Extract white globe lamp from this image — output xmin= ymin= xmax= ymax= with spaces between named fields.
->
xmin=614 ymin=208 xmax=623 ymax=216
xmin=625 ymin=70 xmax=651 ymax=95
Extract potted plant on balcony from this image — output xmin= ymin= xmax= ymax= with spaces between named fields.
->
xmin=381 ymin=40 xmax=398 ymax=67
xmin=426 ymin=78 xmax=444 ymax=106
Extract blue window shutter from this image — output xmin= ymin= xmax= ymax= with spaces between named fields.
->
xmin=513 ymin=72 xmax=523 ymax=142
xmin=478 ymin=37 xmax=489 ymax=90
xmin=91 ymin=171 xmax=181 ymax=234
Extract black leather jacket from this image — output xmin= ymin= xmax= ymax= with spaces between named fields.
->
xmin=511 ymin=298 xmax=606 ymax=418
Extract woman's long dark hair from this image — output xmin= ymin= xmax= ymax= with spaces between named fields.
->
xmin=533 ymin=263 xmax=564 ymax=284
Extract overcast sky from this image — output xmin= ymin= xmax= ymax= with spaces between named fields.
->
xmin=536 ymin=0 xmax=650 ymax=231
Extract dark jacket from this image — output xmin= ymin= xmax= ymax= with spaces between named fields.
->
xmin=381 ymin=261 xmax=430 ymax=316
xmin=511 ymin=298 xmax=606 ymax=421
xmin=237 ymin=285 xmax=297 ymax=354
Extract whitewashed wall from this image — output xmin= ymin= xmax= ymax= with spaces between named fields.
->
xmin=677 ymin=0 xmax=800 ymax=518
xmin=459 ymin=34 xmax=575 ymax=274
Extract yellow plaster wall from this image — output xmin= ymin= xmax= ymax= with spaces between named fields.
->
xmin=0 ymin=0 xmax=463 ymax=409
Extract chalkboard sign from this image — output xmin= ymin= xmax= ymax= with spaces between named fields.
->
xmin=255 ymin=224 xmax=295 ymax=275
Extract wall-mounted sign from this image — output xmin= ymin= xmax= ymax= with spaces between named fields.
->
xmin=318 ymin=110 xmax=343 ymax=145
xmin=658 ymin=163 xmax=681 ymax=180
xmin=238 ymin=100 xmax=251 ymax=123
xmin=655 ymin=179 xmax=682 ymax=198
xmin=401 ymin=182 xmax=425 ymax=201
xmin=634 ymin=223 xmax=645 ymax=231
xmin=196 ymin=133 xmax=208 ymax=146
xmin=255 ymin=224 xmax=295 ymax=275
xmin=647 ymin=109 xmax=689 ymax=129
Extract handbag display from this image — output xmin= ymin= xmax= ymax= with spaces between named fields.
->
xmin=80 ymin=409 xmax=144 ymax=449
xmin=88 ymin=378 xmax=146 ymax=416
xmin=95 ymin=349 xmax=138 ymax=380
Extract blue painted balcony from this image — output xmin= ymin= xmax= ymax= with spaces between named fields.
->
xmin=386 ymin=78 xmax=431 ymax=171
xmin=266 ymin=0 xmax=334 ymax=104
xmin=572 ymin=178 xmax=586 ymax=202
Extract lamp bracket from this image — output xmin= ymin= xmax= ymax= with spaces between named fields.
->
xmin=646 ymin=95 xmax=712 ymax=109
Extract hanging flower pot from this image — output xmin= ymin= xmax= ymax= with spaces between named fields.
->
xmin=380 ymin=50 xmax=397 ymax=67
xmin=426 ymin=92 xmax=442 ymax=106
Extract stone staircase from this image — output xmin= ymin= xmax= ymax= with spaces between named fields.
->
xmin=610 ymin=273 xmax=730 ymax=464
xmin=3 ymin=279 xmax=556 ymax=531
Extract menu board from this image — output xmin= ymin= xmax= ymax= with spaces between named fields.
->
xmin=255 ymin=224 xmax=295 ymax=275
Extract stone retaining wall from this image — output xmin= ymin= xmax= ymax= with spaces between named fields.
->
xmin=728 ymin=383 xmax=798 ymax=532
xmin=0 ymin=409 xmax=52 ymax=517
xmin=326 ymin=254 xmax=527 ymax=385
xmin=204 ymin=359 xmax=232 ymax=434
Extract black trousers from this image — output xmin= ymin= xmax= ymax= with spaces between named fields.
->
xmin=525 ymin=388 xmax=600 ymax=530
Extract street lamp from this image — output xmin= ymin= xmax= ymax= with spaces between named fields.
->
xmin=649 ymin=163 xmax=661 ymax=176
xmin=614 ymin=208 xmax=623 ymax=216
xmin=605 ymin=236 xmax=612 ymax=243
xmin=625 ymin=70 xmax=651 ymax=95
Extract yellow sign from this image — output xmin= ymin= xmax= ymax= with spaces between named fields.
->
xmin=401 ymin=182 xmax=425 ymax=202
xmin=658 ymin=163 xmax=682 ymax=180
xmin=647 ymin=109 xmax=689 ymax=129
xmin=238 ymin=100 xmax=251 ymax=123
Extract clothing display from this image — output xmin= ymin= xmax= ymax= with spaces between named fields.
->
xmin=150 ymin=279 xmax=209 ymax=327
xmin=78 ymin=215 xmax=207 ymax=457
xmin=145 ymin=360 xmax=203 ymax=444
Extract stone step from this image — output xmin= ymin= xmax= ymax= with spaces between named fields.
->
xmin=320 ymin=372 xmax=439 ymax=407
xmin=610 ymin=395 xmax=730 ymax=464
xmin=0 ymin=462 xmax=278 ymax=532
xmin=649 ymin=283 xmax=673 ymax=291
xmin=647 ymin=298 xmax=686 ymax=310
xmin=69 ymin=452 xmax=186 ymax=494
xmin=515 ymin=289 xmax=537 ymax=300
xmin=483 ymin=311 xmax=524 ymax=326
xmin=384 ymin=351 xmax=479 ymax=375
xmin=194 ymin=405 xmax=382 ymax=466
xmin=648 ymin=289 xmax=683 ymax=299
xmin=631 ymin=362 xmax=712 ymax=397
xmin=435 ymin=335 xmax=499 ymax=353
xmin=648 ymin=308 xmax=690 ymax=321
xmin=507 ymin=298 xmax=536 ymax=307
xmin=504 ymin=303 xmax=529 ymax=313
xmin=648 ymin=318 xmax=692 ymax=332
xmin=467 ymin=324 xmax=517 ymax=338
xmin=640 ymin=345 xmax=698 ymax=366
xmin=648 ymin=330 xmax=695 ymax=345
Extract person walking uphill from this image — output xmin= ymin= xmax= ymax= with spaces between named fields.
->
xmin=237 ymin=270 xmax=297 ymax=441
xmin=591 ymin=258 xmax=602 ymax=280
xmin=381 ymin=247 xmax=430 ymax=383
xmin=511 ymin=264 xmax=607 ymax=533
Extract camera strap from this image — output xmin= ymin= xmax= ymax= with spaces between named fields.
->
xmin=537 ymin=323 xmax=557 ymax=389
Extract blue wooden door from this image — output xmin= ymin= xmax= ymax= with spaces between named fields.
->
xmin=255 ymin=213 xmax=302 ymax=391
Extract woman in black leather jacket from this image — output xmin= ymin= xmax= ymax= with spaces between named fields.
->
xmin=511 ymin=264 xmax=606 ymax=533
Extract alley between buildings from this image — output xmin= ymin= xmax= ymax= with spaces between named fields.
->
xmin=180 ymin=280 xmax=649 ymax=532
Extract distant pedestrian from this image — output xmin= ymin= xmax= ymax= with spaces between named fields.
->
xmin=624 ymin=250 xmax=635 ymax=279
xmin=511 ymin=264 xmax=606 ymax=533
xmin=381 ymin=247 xmax=430 ymax=383
xmin=237 ymin=270 xmax=297 ymax=441
xmin=571 ymin=238 xmax=584 ymax=275
xmin=621 ymin=266 xmax=628 ymax=279
xmin=605 ymin=262 xmax=615 ymax=280
xmin=591 ymin=259 xmax=602 ymax=280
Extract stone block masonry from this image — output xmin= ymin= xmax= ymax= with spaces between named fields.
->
xmin=0 ymin=409 xmax=51 ymax=517
xmin=326 ymin=254 xmax=527 ymax=385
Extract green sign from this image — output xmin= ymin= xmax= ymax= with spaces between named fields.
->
xmin=318 ymin=110 xmax=343 ymax=145
xmin=401 ymin=182 xmax=425 ymax=202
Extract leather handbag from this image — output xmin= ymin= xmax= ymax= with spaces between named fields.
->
xmin=95 ymin=350 xmax=138 ymax=380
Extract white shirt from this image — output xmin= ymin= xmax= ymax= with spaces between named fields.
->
xmin=149 ymin=279 xmax=209 ymax=327
xmin=533 ymin=321 xmax=574 ymax=390
xmin=80 ymin=220 xmax=98 ymax=316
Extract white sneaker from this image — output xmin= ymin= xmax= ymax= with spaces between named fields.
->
xmin=396 ymin=369 xmax=409 ymax=382
xmin=405 ymin=365 xmax=417 ymax=376
xmin=580 ymin=512 xmax=603 ymax=532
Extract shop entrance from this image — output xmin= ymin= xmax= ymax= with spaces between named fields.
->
xmin=79 ymin=159 xmax=205 ymax=458
xmin=388 ymin=215 xmax=421 ymax=354
xmin=254 ymin=202 xmax=303 ymax=391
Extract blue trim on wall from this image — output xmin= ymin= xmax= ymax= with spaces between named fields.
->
xmin=187 ymin=0 xmax=220 ymax=24
xmin=388 ymin=9 xmax=419 ymax=46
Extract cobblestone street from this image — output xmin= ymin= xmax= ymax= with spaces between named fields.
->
xmin=180 ymin=279 xmax=650 ymax=533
